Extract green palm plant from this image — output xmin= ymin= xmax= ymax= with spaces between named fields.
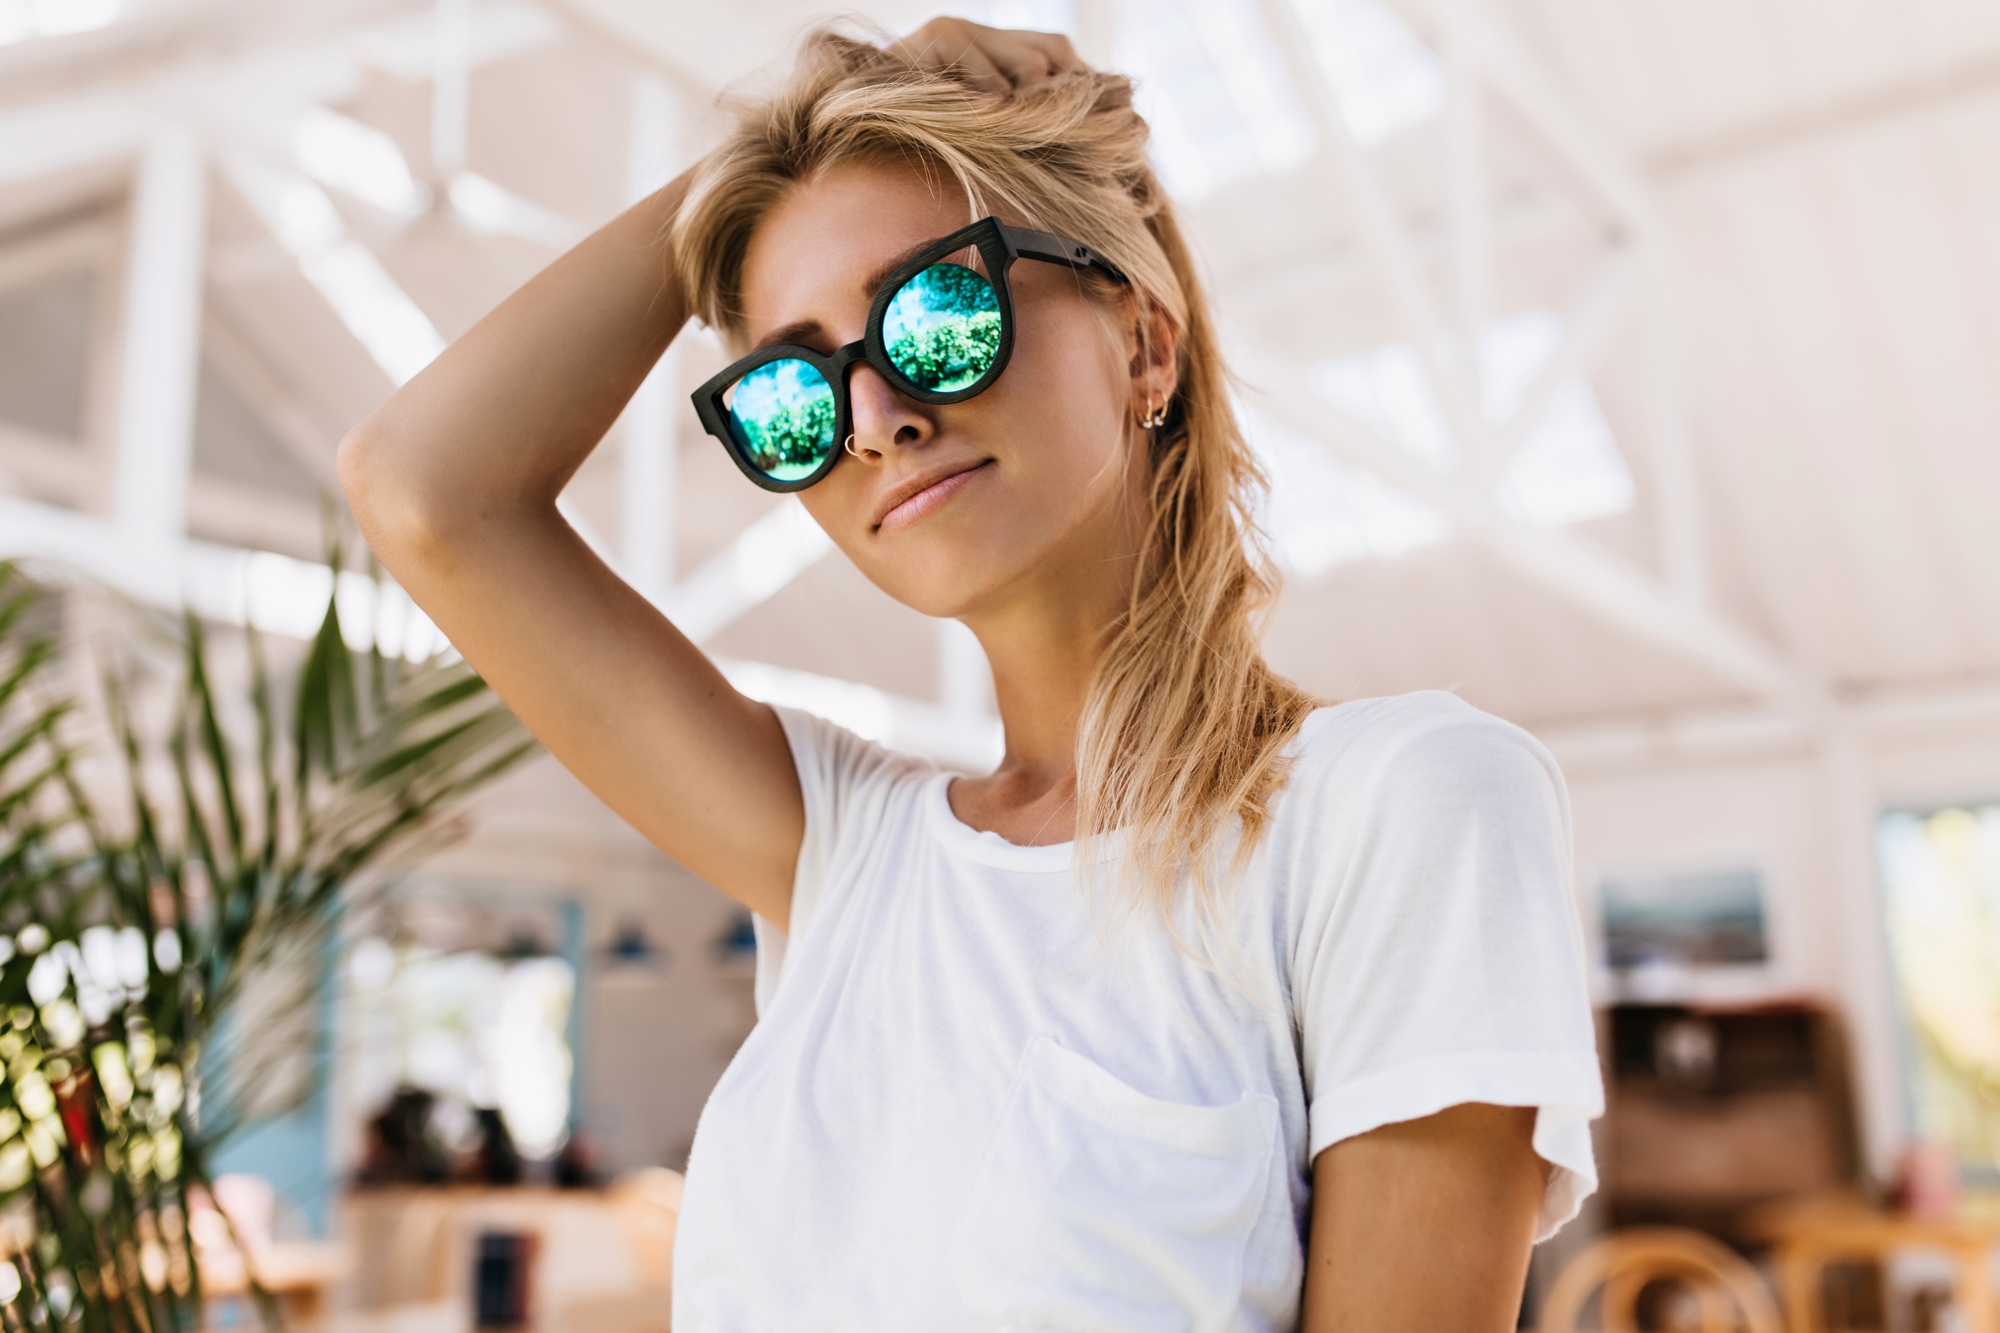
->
xmin=0 ymin=556 xmax=538 ymax=1330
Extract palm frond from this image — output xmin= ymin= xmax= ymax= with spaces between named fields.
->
xmin=0 ymin=552 xmax=540 ymax=1331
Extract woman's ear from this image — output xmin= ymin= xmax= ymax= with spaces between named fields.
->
xmin=1125 ymin=294 xmax=1180 ymax=417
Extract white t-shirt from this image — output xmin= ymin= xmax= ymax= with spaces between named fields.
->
xmin=673 ymin=690 xmax=1604 ymax=1332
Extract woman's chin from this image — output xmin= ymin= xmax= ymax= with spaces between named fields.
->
xmin=863 ymin=546 xmax=1027 ymax=622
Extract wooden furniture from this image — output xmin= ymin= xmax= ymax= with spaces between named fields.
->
xmin=1539 ymin=1226 xmax=1784 ymax=1333
xmin=330 ymin=1177 xmax=680 ymax=1333
xmin=198 ymin=1241 xmax=355 ymax=1328
xmin=1738 ymin=1190 xmax=2000 ymax=1333
xmin=1602 ymin=1002 xmax=1859 ymax=1242
xmin=191 ymin=1176 xmax=353 ymax=1328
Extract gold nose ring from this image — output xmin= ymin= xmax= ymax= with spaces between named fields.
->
xmin=843 ymin=433 xmax=861 ymax=458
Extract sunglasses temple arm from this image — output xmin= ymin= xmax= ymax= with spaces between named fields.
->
xmin=999 ymin=224 xmax=1128 ymax=284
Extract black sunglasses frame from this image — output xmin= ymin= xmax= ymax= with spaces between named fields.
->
xmin=691 ymin=216 xmax=1128 ymax=493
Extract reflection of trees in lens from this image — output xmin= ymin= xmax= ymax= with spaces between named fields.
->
xmin=906 ymin=263 xmax=994 ymax=316
xmin=740 ymin=394 xmax=834 ymax=472
xmin=888 ymin=310 xmax=1001 ymax=391
xmin=730 ymin=359 xmax=835 ymax=478
xmin=886 ymin=264 xmax=1002 ymax=392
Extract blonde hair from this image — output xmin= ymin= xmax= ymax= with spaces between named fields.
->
xmin=672 ymin=27 xmax=1319 ymax=967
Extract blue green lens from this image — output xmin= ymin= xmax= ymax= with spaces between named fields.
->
xmin=725 ymin=358 xmax=836 ymax=481
xmin=883 ymin=262 xmax=1002 ymax=393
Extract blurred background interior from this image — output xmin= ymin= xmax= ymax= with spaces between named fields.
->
xmin=3 ymin=0 xmax=2000 ymax=1328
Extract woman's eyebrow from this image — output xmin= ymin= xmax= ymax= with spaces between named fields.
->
xmin=862 ymin=236 xmax=953 ymax=299
xmin=752 ymin=319 xmax=824 ymax=352
xmin=749 ymin=235 xmax=963 ymax=351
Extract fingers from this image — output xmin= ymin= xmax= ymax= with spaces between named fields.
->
xmin=1021 ymin=31 xmax=1083 ymax=77
xmin=890 ymin=17 xmax=1087 ymax=96
xmin=937 ymin=34 xmax=1014 ymax=95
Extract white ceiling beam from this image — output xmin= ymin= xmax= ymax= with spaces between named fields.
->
xmin=0 ymin=495 xmax=180 ymax=605
xmin=1219 ymin=189 xmax=1579 ymax=318
xmin=1245 ymin=361 xmax=1820 ymax=708
xmin=1413 ymin=0 xmax=1660 ymax=237
xmin=663 ymin=500 xmax=833 ymax=646
xmin=1241 ymin=0 xmax=1771 ymax=702
xmin=1535 ymin=676 xmax=2000 ymax=773
xmin=110 ymin=125 xmax=207 ymax=556
xmin=1851 ymin=679 xmax=2000 ymax=735
xmin=1259 ymin=0 xmax=1498 ymax=474
xmin=1493 ymin=243 xmax=1638 ymax=458
xmin=0 ymin=1 xmax=930 ymax=766
xmin=618 ymin=72 xmax=682 ymax=606
xmin=0 ymin=93 xmax=147 ymax=193
xmin=218 ymin=150 xmax=445 ymax=386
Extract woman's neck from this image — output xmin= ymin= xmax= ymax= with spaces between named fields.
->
xmin=952 ymin=541 xmax=1139 ymax=843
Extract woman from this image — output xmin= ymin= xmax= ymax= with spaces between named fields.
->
xmin=340 ymin=17 xmax=1602 ymax=1330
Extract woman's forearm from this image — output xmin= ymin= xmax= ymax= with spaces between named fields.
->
xmin=339 ymin=170 xmax=693 ymax=543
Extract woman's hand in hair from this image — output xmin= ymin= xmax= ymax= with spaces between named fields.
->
xmin=890 ymin=16 xmax=1084 ymax=95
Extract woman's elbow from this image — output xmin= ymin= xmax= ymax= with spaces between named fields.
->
xmin=338 ymin=423 xmax=446 ymax=564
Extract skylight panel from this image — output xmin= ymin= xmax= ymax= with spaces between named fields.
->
xmin=1311 ymin=345 xmax=1460 ymax=472
xmin=1290 ymin=0 xmax=1445 ymax=144
xmin=930 ymin=0 xmax=1321 ymax=200
xmin=447 ymin=173 xmax=584 ymax=249
xmin=1239 ymin=398 xmax=1448 ymax=577
xmin=1307 ymin=310 xmax=1634 ymax=533
xmin=351 ymin=0 xmax=563 ymax=82
xmin=0 ymin=0 xmax=125 ymax=46
xmin=295 ymin=108 xmax=430 ymax=219
xmin=1477 ymin=311 xmax=1635 ymax=526
xmin=1115 ymin=0 xmax=1314 ymax=199
xmin=1496 ymin=379 xmax=1633 ymax=526
xmin=222 ymin=154 xmax=446 ymax=386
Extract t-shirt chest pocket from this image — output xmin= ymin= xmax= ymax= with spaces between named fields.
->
xmin=950 ymin=1033 xmax=1281 ymax=1333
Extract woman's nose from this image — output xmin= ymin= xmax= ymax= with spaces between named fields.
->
xmin=844 ymin=363 xmax=934 ymax=459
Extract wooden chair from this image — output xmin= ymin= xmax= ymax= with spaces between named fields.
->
xmin=1540 ymin=1227 xmax=1784 ymax=1333
xmin=606 ymin=1166 xmax=683 ymax=1289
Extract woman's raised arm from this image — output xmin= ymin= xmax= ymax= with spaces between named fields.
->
xmin=337 ymin=172 xmax=804 ymax=929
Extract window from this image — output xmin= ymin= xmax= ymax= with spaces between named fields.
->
xmin=1879 ymin=805 xmax=2000 ymax=1177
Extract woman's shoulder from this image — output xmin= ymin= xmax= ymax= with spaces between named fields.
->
xmin=1279 ymin=689 xmax=1563 ymax=816
xmin=1285 ymin=687 xmax=1540 ymax=763
xmin=770 ymin=703 xmax=938 ymax=822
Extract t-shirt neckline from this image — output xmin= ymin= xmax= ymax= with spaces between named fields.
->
xmin=919 ymin=707 xmax=1354 ymax=874
xmin=923 ymin=772 xmax=1130 ymax=873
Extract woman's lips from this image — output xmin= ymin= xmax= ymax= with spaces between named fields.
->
xmin=879 ymin=461 xmax=991 ymax=531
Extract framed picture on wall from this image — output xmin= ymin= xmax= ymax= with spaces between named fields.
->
xmin=1597 ymin=864 xmax=1773 ymax=1001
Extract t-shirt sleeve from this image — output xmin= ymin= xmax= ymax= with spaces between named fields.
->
xmin=750 ymin=705 xmax=931 ymax=1019
xmin=1289 ymin=701 xmax=1605 ymax=1242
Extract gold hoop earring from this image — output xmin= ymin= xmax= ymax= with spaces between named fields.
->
xmin=843 ymin=433 xmax=861 ymax=458
xmin=1140 ymin=397 xmax=1168 ymax=429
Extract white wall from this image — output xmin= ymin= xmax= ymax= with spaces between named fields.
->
xmin=1553 ymin=705 xmax=2000 ymax=1182
xmin=1567 ymin=754 xmax=1843 ymax=1002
